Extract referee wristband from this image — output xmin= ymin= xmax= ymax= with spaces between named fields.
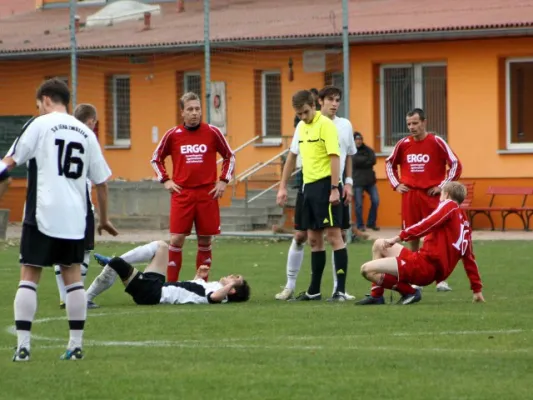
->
xmin=345 ymin=177 xmax=353 ymax=186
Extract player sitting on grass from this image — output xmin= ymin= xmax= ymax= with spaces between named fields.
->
xmin=356 ymin=181 xmax=484 ymax=306
xmin=94 ymin=241 xmax=250 ymax=305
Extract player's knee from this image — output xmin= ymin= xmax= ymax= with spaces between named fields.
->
xmin=169 ymin=234 xmax=185 ymax=247
xmin=372 ymin=239 xmax=384 ymax=254
xmin=360 ymin=262 xmax=371 ymax=278
xmin=157 ymin=240 xmax=169 ymax=252
xmin=294 ymin=230 xmax=307 ymax=245
xmin=197 ymin=235 xmax=212 ymax=246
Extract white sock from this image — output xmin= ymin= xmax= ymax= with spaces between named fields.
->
xmin=14 ymin=280 xmax=38 ymax=351
xmin=332 ymin=251 xmax=338 ymax=293
xmin=120 ymin=241 xmax=159 ymax=265
xmin=54 ymin=265 xmax=66 ymax=303
xmin=81 ymin=251 xmax=91 ymax=285
xmin=86 ymin=266 xmax=117 ymax=302
xmin=65 ymin=282 xmax=86 ymax=350
xmin=286 ymin=238 xmax=305 ymax=290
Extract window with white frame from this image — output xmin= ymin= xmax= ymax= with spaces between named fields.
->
xmin=184 ymin=72 xmax=202 ymax=98
xmin=380 ymin=63 xmax=447 ymax=152
xmin=506 ymin=59 xmax=533 ymax=149
xmin=110 ymin=75 xmax=131 ymax=145
xmin=261 ymin=71 xmax=282 ymax=138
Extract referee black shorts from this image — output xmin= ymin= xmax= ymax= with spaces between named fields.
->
xmin=301 ymin=177 xmax=343 ymax=231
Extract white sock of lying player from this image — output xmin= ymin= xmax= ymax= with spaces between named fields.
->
xmin=86 ymin=241 xmax=160 ymax=302
xmin=120 ymin=241 xmax=160 ymax=265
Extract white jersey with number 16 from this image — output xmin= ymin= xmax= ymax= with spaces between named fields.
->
xmin=9 ymin=112 xmax=111 ymax=240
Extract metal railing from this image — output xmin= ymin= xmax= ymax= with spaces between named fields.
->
xmin=237 ymin=148 xmax=289 ymax=183
xmin=216 ymin=135 xmax=260 ymax=165
xmin=247 ymin=168 xmax=301 ymax=203
xmin=236 ymin=148 xmax=290 ymax=211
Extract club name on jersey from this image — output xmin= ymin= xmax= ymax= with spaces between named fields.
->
xmin=51 ymin=124 xmax=89 ymax=139
xmin=180 ymin=144 xmax=208 ymax=154
xmin=407 ymin=154 xmax=430 ymax=163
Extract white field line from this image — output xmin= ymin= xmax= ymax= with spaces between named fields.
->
xmin=2 ymin=310 xmax=531 ymax=355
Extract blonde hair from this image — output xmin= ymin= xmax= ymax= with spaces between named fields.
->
xmin=74 ymin=103 xmax=97 ymax=124
xmin=442 ymin=182 xmax=467 ymax=204
xmin=180 ymin=92 xmax=200 ymax=109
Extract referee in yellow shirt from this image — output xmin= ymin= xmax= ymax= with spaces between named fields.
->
xmin=277 ymin=90 xmax=349 ymax=301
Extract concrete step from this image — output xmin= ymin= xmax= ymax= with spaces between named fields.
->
xmin=110 ymin=215 xmax=169 ymax=230
xmin=220 ymin=208 xmax=268 ymax=217
xmin=221 ymin=223 xmax=254 ymax=232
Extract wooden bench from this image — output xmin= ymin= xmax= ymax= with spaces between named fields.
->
xmin=461 ymin=183 xmax=533 ymax=231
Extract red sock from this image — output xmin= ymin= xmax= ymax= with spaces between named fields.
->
xmin=370 ymin=283 xmax=384 ymax=298
xmin=167 ymin=245 xmax=182 ymax=282
xmin=196 ymin=244 xmax=212 ymax=281
xmin=377 ymin=273 xmax=399 ymax=290
xmin=395 ymin=282 xmax=416 ymax=296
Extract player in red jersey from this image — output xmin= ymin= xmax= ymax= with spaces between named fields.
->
xmin=151 ymin=92 xmax=235 ymax=282
xmin=356 ymin=182 xmax=484 ymax=305
xmin=385 ymin=108 xmax=462 ymax=292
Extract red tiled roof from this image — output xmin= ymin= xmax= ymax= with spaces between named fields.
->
xmin=1 ymin=0 xmax=533 ymax=56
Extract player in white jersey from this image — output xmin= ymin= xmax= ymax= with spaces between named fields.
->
xmin=91 ymin=241 xmax=250 ymax=306
xmin=53 ymin=104 xmax=117 ymax=310
xmin=0 ymin=79 xmax=116 ymax=361
xmin=275 ymin=86 xmax=357 ymax=302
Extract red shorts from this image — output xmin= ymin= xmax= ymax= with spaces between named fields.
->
xmin=401 ymin=189 xmax=440 ymax=229
xmin=170 ymin=186 xmax=221 ymax=236
xmin=396 ymin=247 xmax=436 ymax=286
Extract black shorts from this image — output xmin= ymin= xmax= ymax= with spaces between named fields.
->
xmin=294 ymin=190 xmax=304 ymax=231
xmin=342 ymin=203 xmax=351 ymax=230
xmin=85 ymin=210 xmax=95 ymax=251
xmin=20 ymin=224 xmax=85 ymax=267
xmin=125 ymin=272 xmax=165 ymax=305
xmin=301 ymin=177 xmax=343 ymax=230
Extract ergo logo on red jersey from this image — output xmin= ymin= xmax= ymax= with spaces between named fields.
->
xmin=180 ymin=144 xmax=208 ymax=154
xmin=407 ymin=154 xmax=430 ymax=163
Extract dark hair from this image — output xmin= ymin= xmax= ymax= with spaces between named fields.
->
xmin=354 ymin=131 xmax=363 ymax=140
xmin=310 ymin=88 xmax=319 ymax=96
xmin=292 ymin=90 xmax=315 ymax=109
xmin=227 ymin=280 xmax=250 ymax=303
xmin=36 ymin=78 xmax=70 ymax=106
xmin=406 ymin=108 xmax=425 ymax=121
xmin=318 ymin=85 xmax=342 ymax=101
xmin=74 ymin=103 xmax=97 ymax=124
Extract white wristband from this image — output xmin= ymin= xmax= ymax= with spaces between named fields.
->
xmin=345 ymin=177 xmax=353 ymax=186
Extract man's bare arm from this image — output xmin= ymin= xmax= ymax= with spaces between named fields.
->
xmin=280 ymin=152 xmax=297 ymax=190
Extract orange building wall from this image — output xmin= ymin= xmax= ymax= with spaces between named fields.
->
xmin=1 ymin=39 xmax=533 ymax=228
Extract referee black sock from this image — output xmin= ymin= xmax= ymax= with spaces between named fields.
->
xmin=308 ymin=250 xmax=326 ymax=295
xmin=108 ymin=257 xmax=134 ymax=281
xmin=333 ymin=248 xmax=348 ymax=293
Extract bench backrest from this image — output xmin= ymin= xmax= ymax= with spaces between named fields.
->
xmin=460 ymin=181 xmax=475 ymax=208
xmin=486 ymin=186 xmax=533 ymax=207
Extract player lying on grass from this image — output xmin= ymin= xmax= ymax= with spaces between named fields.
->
xmin=356 ymin=181 xmax=484 ymax=306
xmin=93 ymin=241 xmax=250 ymax=305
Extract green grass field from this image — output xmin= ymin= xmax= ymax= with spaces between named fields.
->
xmin=0 ymin=238 xmax=532 ymax=400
